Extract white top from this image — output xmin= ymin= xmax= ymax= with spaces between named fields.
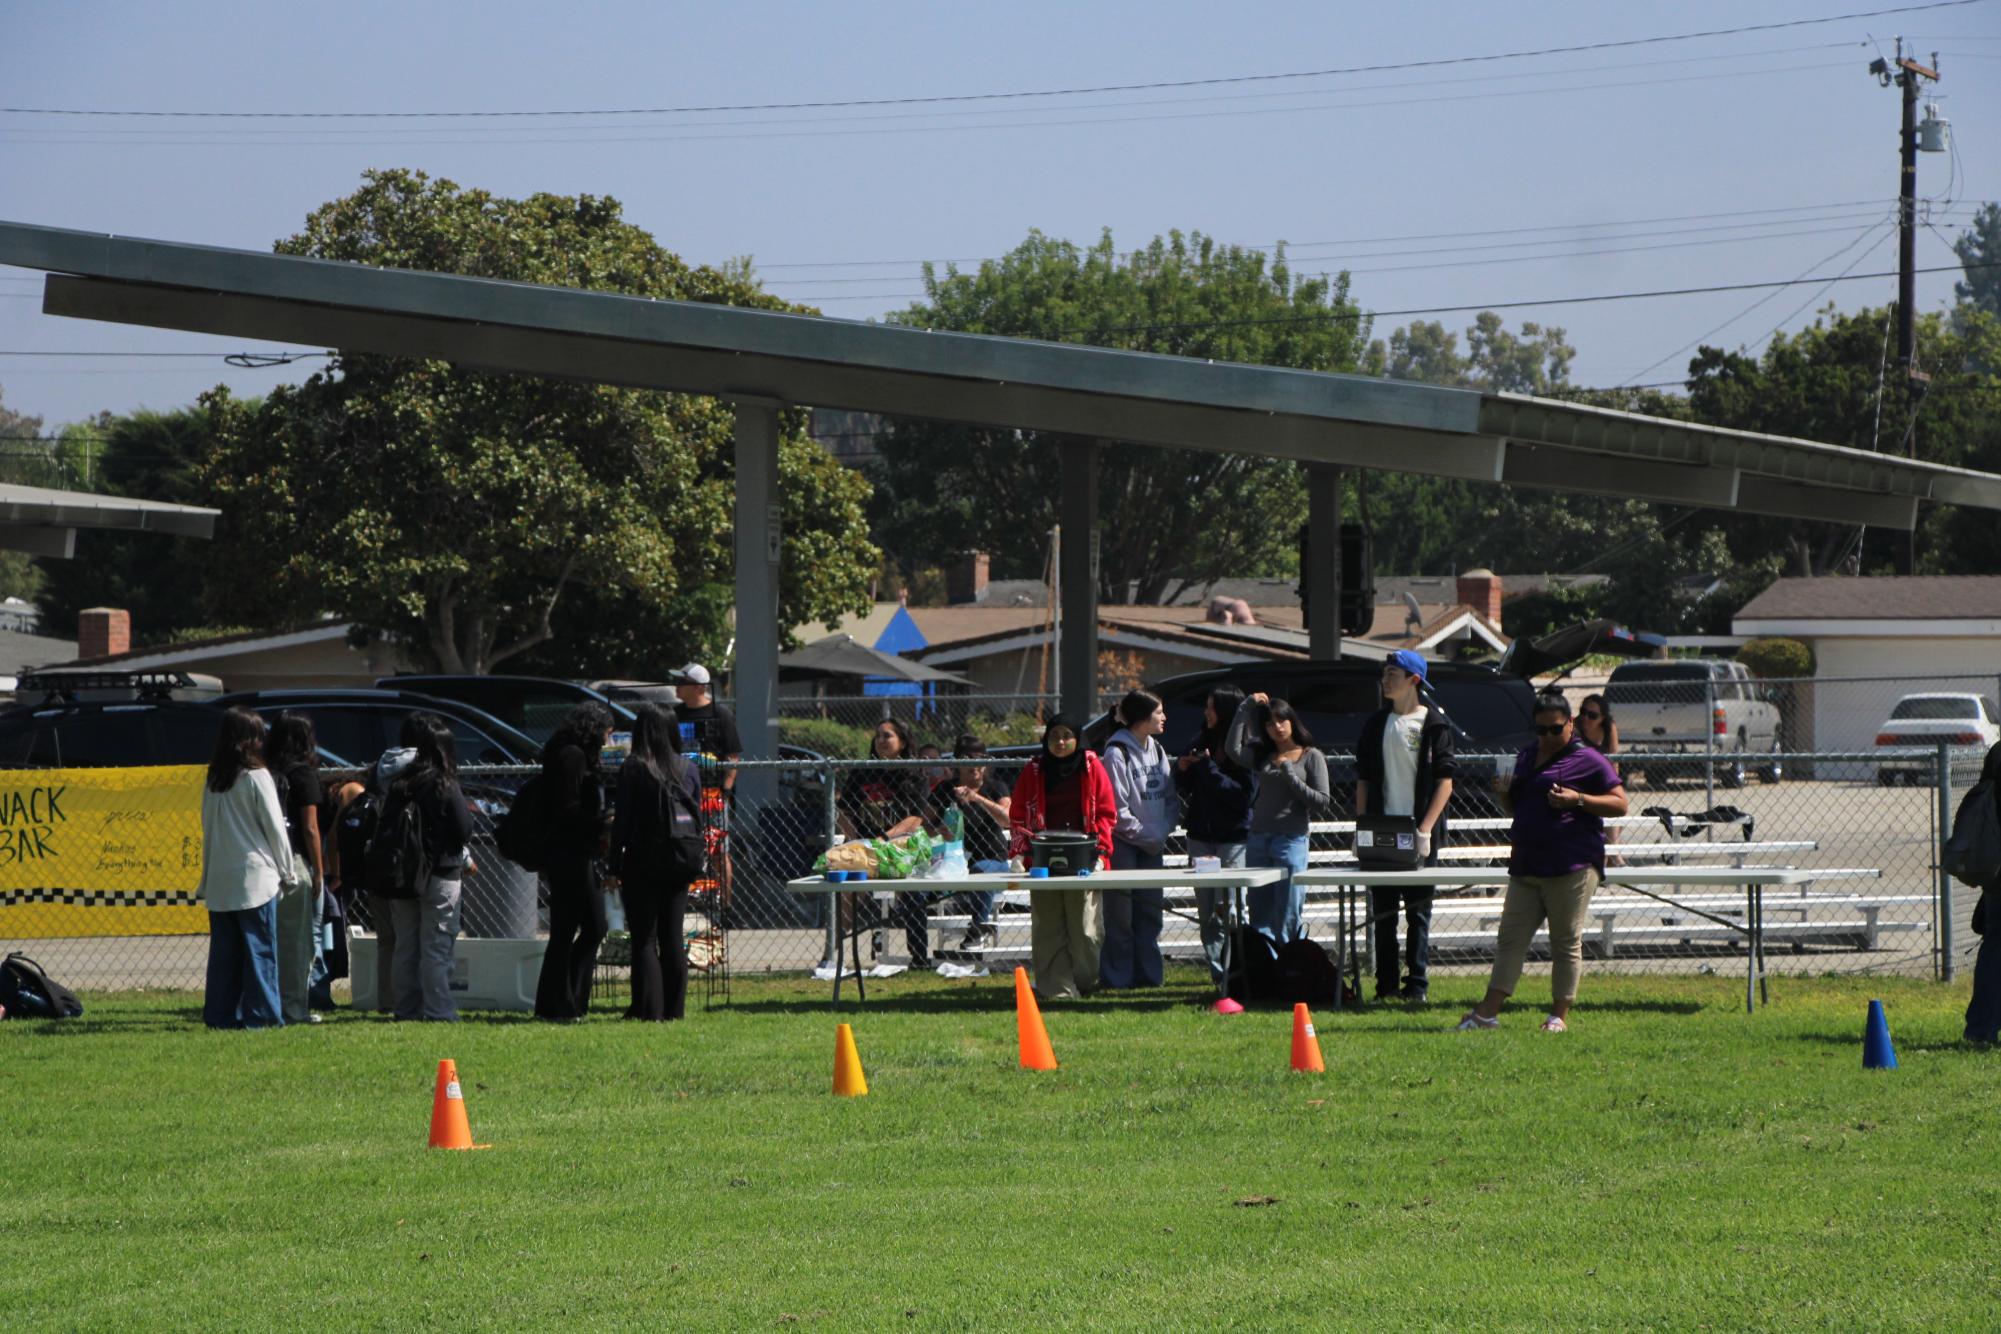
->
xmin=197 ymin=767 xmax=299 ymax=913
xmin=1380 ymin=707 xmax=1426 ymax=817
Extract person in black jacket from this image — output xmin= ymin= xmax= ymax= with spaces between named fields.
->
xmin=1964 ymin=742 xmax=2001 ymax=1044
xmin=385 ymin=712 xmax=474 ymax=1022
xmin=534 ymin=701 xmax=616 ymax=1021
xmin=1174 ymin=685 xmax=1257 ymax=1006
xmin=266 ymin=712 xmax=329 ymax=1024
xmin=1354 ymin=651 xmax=1457 ymax=1004
xmin=609 ymin=704 xmax=701 ymax=1022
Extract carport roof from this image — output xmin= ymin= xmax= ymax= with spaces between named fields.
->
xmin=5 ymin=220 xmax=2001 ymax=529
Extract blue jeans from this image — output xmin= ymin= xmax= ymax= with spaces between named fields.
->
xmin=1246 ymin=832 xmax=1308 ymax=945
xmin=964 ymin=859 xmax=1009 ymax=925
xmin=1967 ymin=893 xmax=2001 ymax=1042
xmin=1188 ymin=838 xmax=1247 ymax=990
xmin=1100 ymin=842 xmax=1165 ymax=988
xmin=204 ymin=900 xmax=284 ymax=1029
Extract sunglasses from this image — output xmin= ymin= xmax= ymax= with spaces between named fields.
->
xmin=1579 ymin=710 xmax=1603 ymax=720
xmin=1534 ymin=724 xmax=1569 ymax=737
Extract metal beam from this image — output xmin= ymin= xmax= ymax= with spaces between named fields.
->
xmin=0 ymin=479 xmax=216 ymax=538
xmin=0 ymin=524 xmax=76 ymax=559
xmin=1503 ymin=444 xmax=1741 ymax=508
xmin=1734 ymin=476 xmax=1920 ymax=529
xmin=1306 ymin=466 xmax=1342 ymax=661
xmin=1058 ymin=442 xmax=1099 ymax=723
xmin=733 ymin=400 xmax=782 ymax=760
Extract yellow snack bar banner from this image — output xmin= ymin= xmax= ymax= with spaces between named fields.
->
xmin=0 ymin=765 xmax=208 ymax=939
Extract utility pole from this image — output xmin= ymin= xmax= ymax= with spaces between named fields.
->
xmin=1869 ymin=39 xmax=1941 ymax=572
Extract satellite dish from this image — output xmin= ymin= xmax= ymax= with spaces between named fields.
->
xmin=1402 ymin=591 xmax=1424 ymax=632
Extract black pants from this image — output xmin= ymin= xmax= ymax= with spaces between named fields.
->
xmin=1370 ymin=886 xmax=1435 ymax=994
xmin=536 ymin=856 xmax=607 ymax=1019
xmin=894 ymin=891 xmax=934 ymax=968
xmin=622 ymin=880 xmax=690 ymax=1021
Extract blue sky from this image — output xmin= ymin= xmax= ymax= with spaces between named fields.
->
xmin=3 ymin=0 xmax=1997 ymax=428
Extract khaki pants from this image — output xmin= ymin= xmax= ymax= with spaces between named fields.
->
xmin=1487 ymin=867 xmax=1601 ymax=1004
xmin=1030 ymin=889 xmax=1103 ymax=1000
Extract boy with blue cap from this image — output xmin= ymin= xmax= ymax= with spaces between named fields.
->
xmin=1353 ymin=650 xmax=1456 ymax=1003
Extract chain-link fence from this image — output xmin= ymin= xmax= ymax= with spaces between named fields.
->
xmin=3 ymin=738 xmax=1981 ymax=997
xmin=773 ymin=693 xmax=1118 ymax=759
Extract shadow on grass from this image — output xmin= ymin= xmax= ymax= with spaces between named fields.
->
xmin=1786 ymin=1031 xmax=1988 ymax=1055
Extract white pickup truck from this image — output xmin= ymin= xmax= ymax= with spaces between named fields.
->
xmin=1603 ymin=659 xmax=1783 ymax=788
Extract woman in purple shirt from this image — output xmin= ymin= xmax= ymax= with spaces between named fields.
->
xmin=1457 ymin=692 xmax=1627 ymax=1033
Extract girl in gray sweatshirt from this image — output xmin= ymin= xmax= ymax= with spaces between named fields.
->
xmin=1225 ymin=693 xmax=1332 ymax=944
xmin=1099 ymin=690 xmax=1176 ymax=989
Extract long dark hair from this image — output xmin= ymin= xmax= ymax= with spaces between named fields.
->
xmin=1200 ymin=685 xmax=1245 ymax=757
xmin=547 ymin=701 xmax=616 ymax=762
xmin=627 ymin=703 xmax=684 ymax=787
xmin=871 ymin=717 xmax=914 ymax=761
xmin=1117 ymin=689 xmax=1163 ymax=729
xmin=1578 ymin=692 xmax=1614 ymax=744
xmin=393 ymin=711 xmax=459 ymax=797
xmin=266 ymin=711 xmax=317 ymax=772
xmin=1265 ymin=697 xmax=1315 ymax=751
xmin=206 ymin=707 xmax=267 ymax=793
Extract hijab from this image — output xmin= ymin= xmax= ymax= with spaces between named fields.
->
xmin=1040 ymin=714 xmax=1086 ymax=784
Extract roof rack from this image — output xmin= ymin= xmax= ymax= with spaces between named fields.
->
xmin=17 ymin=669 xmax=199 ymax=702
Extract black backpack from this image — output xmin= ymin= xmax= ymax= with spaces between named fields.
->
xmin=649 ymin=763 xmax=707 ymax=882
xmin=364 ymin=789 xmax=428 ymax=899
xmin=1 ymin=952 xmax=83 ymax=1020
xmin=335 ymin=789 xmax=383 ymax=895
xmin=493 ymin=773 xmax=552 ymax=873
xmin=1945 ymin=781 xmax=2001 ymax=889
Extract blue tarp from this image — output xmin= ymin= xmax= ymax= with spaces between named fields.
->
xmin=866 ymin=605 xmax=932 ymax=703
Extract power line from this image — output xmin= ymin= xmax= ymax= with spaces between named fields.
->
xmin=3 ymin=2 xmax=1981 ymax=118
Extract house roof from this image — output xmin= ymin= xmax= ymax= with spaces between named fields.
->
xmin=0 ymin=628 xmax=78 ymax=678
xmin=68 ymin=621 xmax=354 ymax=670
xmin=1734 ymin=576 xmax=2001 ymax=623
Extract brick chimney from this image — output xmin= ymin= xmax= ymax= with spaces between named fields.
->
xmin=946 ymin=551 xmax=991 ymax=605
xmin=1456 ymin=570 xmax=1503 ymax=624
xmin=79 ymin=607 xmax=131 ymax=659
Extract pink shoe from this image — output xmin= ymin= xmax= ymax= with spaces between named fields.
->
xmin=1212 ymin=997 xmax=1245 ymax=1015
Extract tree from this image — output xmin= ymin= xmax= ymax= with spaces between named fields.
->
xmin=1954 ymin=202 xmax=2001 ymax=321
xmin=867 ymin=230 xmax=1370 ymax=603
xmin=35 ymin=407 xmax=221 ymax=643
xmin=0 ymin=385 xmax=51 ymax=603
xmin=203 ymin=169 xmax=877 ymax=674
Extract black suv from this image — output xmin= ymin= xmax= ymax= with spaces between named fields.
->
xmin=0 ymin=672 xmax=362 ymax=768
xmin=213 ymin=688 xmax=543 ymax=768
xmin=374 ymin=675 xmax=637 ymax=748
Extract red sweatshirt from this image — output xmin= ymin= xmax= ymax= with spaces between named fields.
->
xmin=1007 ymin=750 xmax=1117 ymax=865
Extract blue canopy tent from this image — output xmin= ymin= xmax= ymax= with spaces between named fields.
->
xmin=866 ymin=604 xmax=934 ymax=712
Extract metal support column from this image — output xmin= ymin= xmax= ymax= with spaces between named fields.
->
xmin=1059 ymin=441 xmax=1100 ymax=722
xmin=1937 ymin=737 xmax=1956 ymax=982
xmin=733 ymin=399 xmax=782 ymax=776
xmin=1307 ymin=466 xmax=1343 ymax=662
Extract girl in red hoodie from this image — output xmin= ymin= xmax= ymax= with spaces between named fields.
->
xmin=1008 ymin=715 xmax=1116 ymax=999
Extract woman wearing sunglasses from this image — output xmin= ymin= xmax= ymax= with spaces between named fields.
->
xmin=1576 ymin=694 xmax=1619 ymax=756
xmin=1458 ymin=691 xmax=1626 ymax=1033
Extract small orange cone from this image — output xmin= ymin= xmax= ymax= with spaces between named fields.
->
xmin=1014 ymin=966 xmax=1058 ymax=1071
xmin=1290 ymin=1003 xmax=1325 ymax=1074
xmin=428 ymin=1059 xmax=491 ymax=1150
xmin=833 ymin=1022 xmax=869 ymax=1096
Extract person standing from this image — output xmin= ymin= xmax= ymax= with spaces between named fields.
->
xmin=673 ymin=663 xmax=739 ymax=920
xmin=363 ymin=719 xmax=425 ymax=1014
xmin=1354 ymin=651 xmax=1456 ymax=1004
xmin=266 ymin=712 xmax=328 ymax=1025
xmin=198 ymin=707 xmax=301 ymax=1030
xmin=1100 ymin=689 xmax=1176 ymax=990
xmin=384 ymin=713 xmax=473 ymax=1023
xmin=1227 ymin=694 xmax=1333 ymax=945
xmin=1458 ymin=692 xmax=1627 ymax=1033
xmin=609 ymin=704 xmax=703 ymax=1022
xmin=924 ymin=733 xmax=1012 ymax=950
xmin=1176 ymin=685 xmax=1256 ymax=1009
xmin=1008 ymin=715 xmax=1115 ymax=1000
xmin=1961 ymin=743 xmax=2001 ymax=1044
xmin=534 ymin=702 xmax=616 ymax=1021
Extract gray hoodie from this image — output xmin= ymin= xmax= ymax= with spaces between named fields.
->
xmin=1102 ymin=727 xmax=1177 ymax=854
xmin=1225 ymin=700 xmax=1333 ymax=836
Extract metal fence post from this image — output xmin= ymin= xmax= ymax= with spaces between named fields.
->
xmin=822 ymin=758 xmax=840 ymax=958
xmin=1704 ymin=676 xmax=1717 ymax=814
xmin=1937 ymin=738 xmax=1956 ymax=983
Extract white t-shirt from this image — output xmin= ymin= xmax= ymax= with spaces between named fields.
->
xmin=1380 ymin=707 xmax=1427 ymax=817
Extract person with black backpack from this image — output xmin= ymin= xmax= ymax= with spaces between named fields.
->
xmin=534 ymin=702 xmax=616 ymax=1021
xmin=376 ymin=712 xmax=473 ymax=1022
xmin=1961 ymin=742 xmax=2001 ymax=1045
xmin=608 ymin=704 xmax=704 ymax=1021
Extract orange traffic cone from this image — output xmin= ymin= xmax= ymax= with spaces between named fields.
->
xmin=428 ymin=1058 xmax=492 ymax=1150
xmin=1290 ymin=1003 xmax=1325 ymax=1074
xmin=833 ymin=1022 xmax=869 ymax=1096
xmin=1014 ymin=966 xmax=1058 ymax=1071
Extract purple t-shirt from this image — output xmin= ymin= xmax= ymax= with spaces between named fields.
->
xmin=1507 ymin=741 xmax=1622 ymax=877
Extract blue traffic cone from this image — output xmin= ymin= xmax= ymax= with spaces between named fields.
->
xmin=1863 ymin=999 xmax=1899 ymax=1070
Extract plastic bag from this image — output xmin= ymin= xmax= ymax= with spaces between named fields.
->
xmin=872 ymin=830 xmax=935 ymax=879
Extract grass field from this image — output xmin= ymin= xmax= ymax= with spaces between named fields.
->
xmin=3 ymin=970 xmax=1995 ymax=1331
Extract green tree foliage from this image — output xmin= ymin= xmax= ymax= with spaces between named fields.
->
xmin=35 ymin=407 xmax=220 ymax=643
xmin=203 ymin=169 xmax=877 ymax=675
xmin=1953 ymin=202 xmax=2001 ymax=321
xmin=1737 ymin=637 xmax=1814 ymax=679
xmin=867 ymin=230 xmax=1370 ymax=603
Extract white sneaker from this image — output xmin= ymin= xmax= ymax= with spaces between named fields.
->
xmin=1540 ymin=1015 xmax=1567 ymax=1033
xmin=1454 ymin=1013 xmax=1499 ymax=1031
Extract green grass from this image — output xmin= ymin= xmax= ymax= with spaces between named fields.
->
xmin=3 ymin=971 xmax=1996 ymax=1331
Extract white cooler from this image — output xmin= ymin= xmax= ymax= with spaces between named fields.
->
xmin=348 ymin=931 xmax=548 ymax=1012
